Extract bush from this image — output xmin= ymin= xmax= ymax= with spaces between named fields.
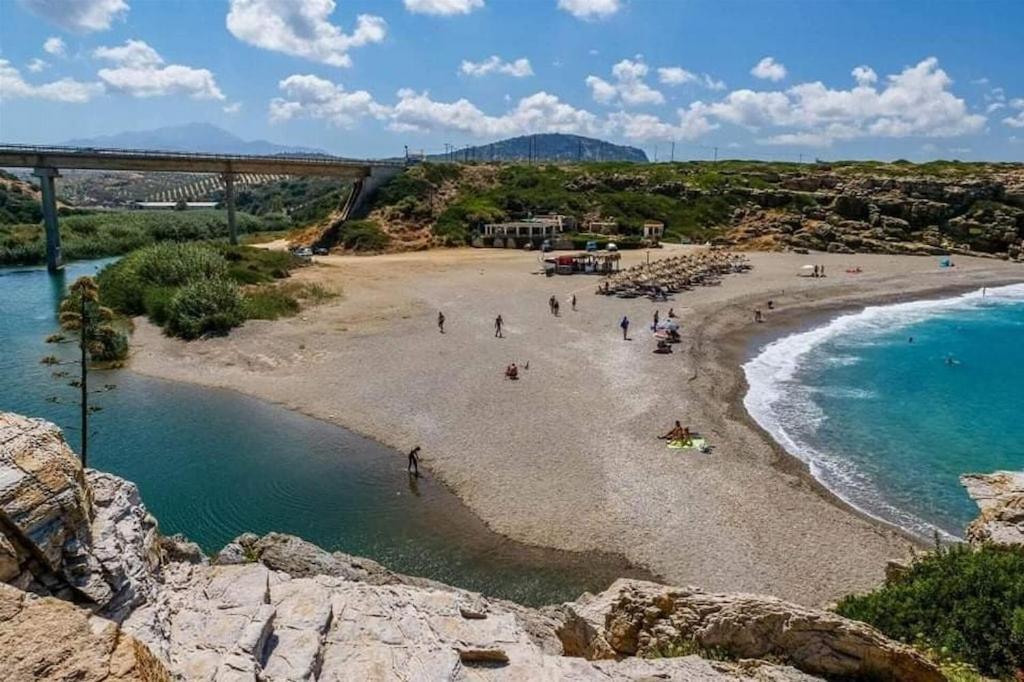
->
xmin=165 ymin=277 xmax=245 ymax=339
xmin=338 ymin=220 xmax=389 ymax=251
xmin=97 ymin=243 xmax=228 ymax=316
xmin=835 ymin=543 xmax=1024 ymax=679
xmin=244 ymin=285 xmax=301 ymax=320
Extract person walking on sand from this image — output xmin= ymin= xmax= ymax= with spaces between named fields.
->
xmin=571 ymin=294 xmax=577 ymax=311
xmin=620 ymin=315 xmax=630 ymax=340
xmin=653 ymin=310 xmax=660 ymax=328
xmin=494 ymin=314 xmax=504 ymax=338
xmin=437 ymin=311 xmax=445 ymax=333
xmin=408 ymin=446 xmax=421 ymax=477
xmin=553 ymin=298 xmax=560 ymax=316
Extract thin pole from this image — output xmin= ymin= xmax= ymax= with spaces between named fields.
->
xmin=670 ymin=141 xmax=675 ymax=162
xmin=79 ymin=294 xmax=88 ymax=469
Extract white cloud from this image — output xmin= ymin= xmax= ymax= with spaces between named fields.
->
xmin=20 ymin=0 xmax=128 ymax=32
xmin=389 ymin=89 xmax=606 ymax=137
xmin=43 ymin=37 xmax=67 ymax=57
xmin=609 ymin=106 xmax=718 ymax=141
xmin=657 ymin=66 xmax=726 ymax=90
xmin=226 ymin=0 xmax=385 ymax=68
xmin=404 ymin=0 xmax=483 ymax=15
xmin=94 ymin=39 xmax=224 ymax=100
xmin=0 ymin=58 xmax=102 ymax=102
xmin=223 ymin=101 xmax=243 ymax=114
xmin=269 ymin=74 xmax=388 ymax=126
xmin=460 ymin=56 xmax=533 ymax=78
xmin=851 ymin=65 xmax=877 ymax=86
xmin=586 ymin=57 xmax=664 ymax=106
xmin=26 ymin=58 xmax=49 ymax=73
xmin=558 ymin=0 xmax=620 ymax=20
xmin=595 ymin=57 xmax=985 ymax=147
xmin=1003 ymin=98 xmax=1024 ymax=128
xmin=751 ymin=56 xmax=787 ymax=82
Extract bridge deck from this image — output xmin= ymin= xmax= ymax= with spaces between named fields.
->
xmin=0 ymin=144 xmax=403 ymax=178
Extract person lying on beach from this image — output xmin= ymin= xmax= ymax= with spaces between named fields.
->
xmin=505 ymin=363 xmax=519 ymax=380
xmin=660 ymin=421 xmax=689 ymax=442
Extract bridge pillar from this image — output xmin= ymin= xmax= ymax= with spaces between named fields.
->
xmin=222 ymin=172 xmax=237 ymax=245
xmin=32 ymin=167 xmax=62 ymax=272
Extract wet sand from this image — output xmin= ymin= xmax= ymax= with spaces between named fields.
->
xmin=129 ymin=246 xmax=1023 ymax=605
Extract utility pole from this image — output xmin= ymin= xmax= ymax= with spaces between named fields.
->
xmin=670 ymin=141 xmax=675 ymax=163
xmin=713 ymin=146 xmax=718 ymax=163
xmin=654 ymin=144 xmax=658 ymax=163
xmin=222 ymin=172 xmax=237 ymax=245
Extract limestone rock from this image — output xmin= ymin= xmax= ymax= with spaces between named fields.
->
xmin=0 ymin=582 xmax=172 ymax=682
xmin=0 ymin=412 xmax=162 ymax=619
xmin=961 ymin=471 xmax=1024 ymax=545
xmin=557 ymin=579 xmax=943 ymax=682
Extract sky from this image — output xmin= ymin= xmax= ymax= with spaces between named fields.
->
xmin=1 ymin=0 xmax=1023 ymax=161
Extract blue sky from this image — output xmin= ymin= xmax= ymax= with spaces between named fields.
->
xmin=1 ymin=0 xmax=1023 ymax=161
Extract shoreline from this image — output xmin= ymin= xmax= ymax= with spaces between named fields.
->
xmin=127 ymin=247 xmax=1024 ymax=606
xmin=698 ymin=277 xmax=1024 ymax=548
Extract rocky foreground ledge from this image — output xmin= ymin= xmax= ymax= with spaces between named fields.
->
xmin=0 ymin=411 xmax=966 ymax=680
xmin=961 ymin=471 xmax=1024 ymax=546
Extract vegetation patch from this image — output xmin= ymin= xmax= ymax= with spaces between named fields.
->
xmin=336 ymin=220 xmax=390 ymax=251
xmin=835 ymin=543 xmax=1024 ymax=679
xmin=0 ymin=209 xmax=273 ymax=266
xmin=96 ymin=243 xmax=312 ymax=339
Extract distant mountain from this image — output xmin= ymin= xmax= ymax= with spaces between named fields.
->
xmin=426 ymin=134 xmax=648 ymax=164
xmin=63 ymin=123 xmax=327 ymax=156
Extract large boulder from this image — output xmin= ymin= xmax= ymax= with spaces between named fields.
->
xmin=557 ymin=579 xmax=944 ymax=682
xmin=0 ymin=412 xmax=161 ymax=619
xmin=0 ymin=582 xmax=171 ymax=682
xmin=961 ymin=471 xmax=1024 ymax=545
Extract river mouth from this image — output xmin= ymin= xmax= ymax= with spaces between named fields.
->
xmin=1 ymin=259 xmax=653 ymax=606
xmin=742 ymin=283 xmax=1024 ymax=541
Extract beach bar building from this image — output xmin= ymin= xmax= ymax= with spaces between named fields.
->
xmin=480 ymin=214 xmax=571 ymax=248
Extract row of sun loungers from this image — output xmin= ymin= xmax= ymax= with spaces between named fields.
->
xmin=596 ymin=250 xmax=752 ymax=299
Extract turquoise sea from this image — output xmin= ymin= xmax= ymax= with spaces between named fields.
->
xmin=0 ymin=259 xmax=642 ymax=605
xmin=744 ymin=283 xmax=1024 ymax=538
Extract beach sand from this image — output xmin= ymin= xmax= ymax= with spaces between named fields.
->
xmin=129 ymin=246 xmax=1023 ymax=606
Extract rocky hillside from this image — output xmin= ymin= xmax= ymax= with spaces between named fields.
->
xmin=349 ymin=160 xmax=1024 ymax=260
xmin=426 ymin=134 xmax=648 ymax=164
xmin=0 ymin=410 xmax=1017 ymax=680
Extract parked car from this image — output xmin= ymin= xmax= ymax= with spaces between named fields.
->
xmin=313 ymin=247 xmax=329 ymax=255
xmin=294 ymin=247 xmax=313 ymax=259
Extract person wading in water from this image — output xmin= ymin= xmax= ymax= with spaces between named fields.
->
xmin=408 ymin=446 xmax=421 ymax=477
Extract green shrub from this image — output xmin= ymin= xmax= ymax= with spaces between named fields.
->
xmin=338 ymin=220 xmax=389 ymax=251
xmin=142 ymin=286 xmax=176 ymax=326
xmin=244 ymin=285 xmax=301 ymax=320
xmin=165 ymin=277 xmax=245 ymax=339
xmin=835 ymin=543 xmax=1024 ymax=679
xmin=97 ymin=243 xmax=228 ymax=316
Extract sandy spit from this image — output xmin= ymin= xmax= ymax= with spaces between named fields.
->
xmin=129 ymin=246 xmax=1023 ymax=606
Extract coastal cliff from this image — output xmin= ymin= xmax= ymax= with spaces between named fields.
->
xmin=961 ymin=471 xmax=1024 ymax=545
xmin=0 ymin=410 xmax=985 ymax=680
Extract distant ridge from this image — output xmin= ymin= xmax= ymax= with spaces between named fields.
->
xmin=63 ymin=123 xmax=328 ymax=157
xmin=426 ymin=133 xmax=648 ymax=164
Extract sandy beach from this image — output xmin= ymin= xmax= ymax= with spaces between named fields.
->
xmin=129 ymin=246 xmax=1023 ymax=606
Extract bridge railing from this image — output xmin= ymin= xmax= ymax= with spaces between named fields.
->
xmin=0 ymin=143 xmax=406 ymax=168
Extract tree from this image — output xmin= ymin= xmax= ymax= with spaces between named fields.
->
xmin=41 ymin=276 xmax=120 ymax=468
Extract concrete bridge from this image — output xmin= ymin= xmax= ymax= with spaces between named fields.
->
xmin=0 ymin=144 xmax=405 ymax=271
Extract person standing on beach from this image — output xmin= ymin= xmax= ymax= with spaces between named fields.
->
xmin=553 ymin=298 xmax=560 ymax=316
xmin=620 ymin=315 xmax=630 ymax=340
xmin=653 ymin=310 xmax=660 ymax=328
xmin=438 ymin=311 xmax=445 ymax=333
xmin=495 ymin=314 xmax=504 ymax=338
xmin=571 ymin=294 xmax=577 ymax=311
xmin=408 ymin=446 xmax=421 ymax=477
xmin=754 ymin=308 xmax=763 ymax=323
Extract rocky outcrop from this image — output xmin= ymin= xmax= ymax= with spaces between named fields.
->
xmin=557 ymin=579 xmax=943 ymax=682
xmin=722 ymin=169 xmax=1024 ymax=259
xmin=0 ymin=413 xmax=161 ymax=617
xmin=961 ymin=471 xmax=1024 ymax=545
xmin=0 ymin=582 xmax=171 ymax=682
